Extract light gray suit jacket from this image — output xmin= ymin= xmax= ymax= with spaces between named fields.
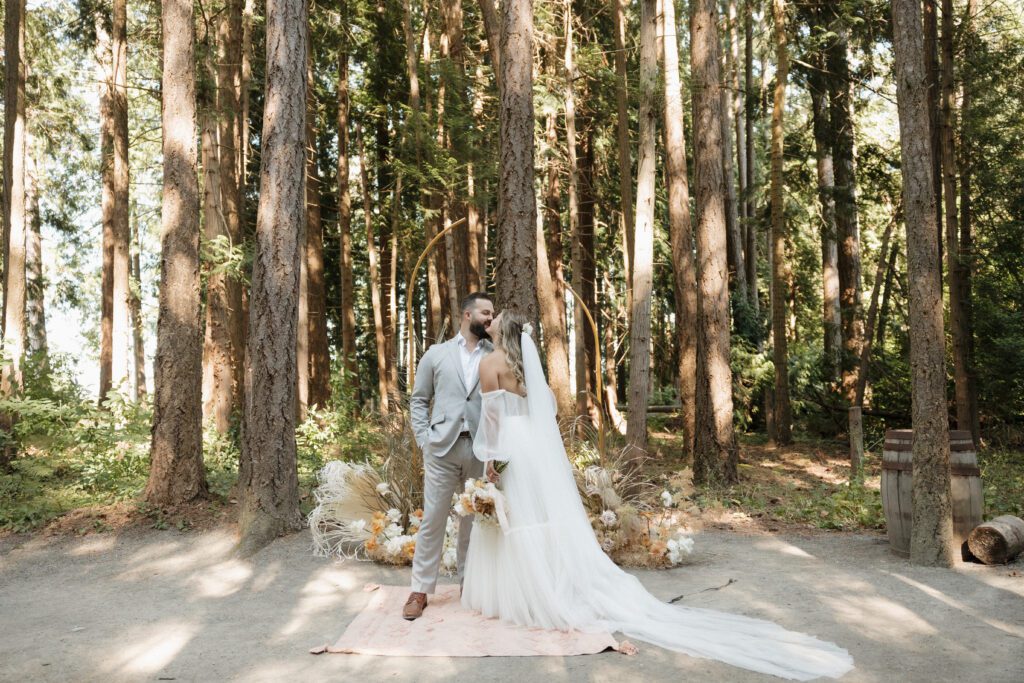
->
xmin=410 ymin=336 xmax=492 ymax=457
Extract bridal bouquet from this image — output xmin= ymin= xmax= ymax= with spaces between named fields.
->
xmin=456 ymin=478 xmax=510 ymax=530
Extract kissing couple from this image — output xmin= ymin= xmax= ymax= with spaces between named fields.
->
xmin=405 ymin=292 xmax=853 ymax=681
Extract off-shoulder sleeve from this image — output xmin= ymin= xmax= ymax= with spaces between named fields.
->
xmin=473 ymin=392 xmax=509 ymax=462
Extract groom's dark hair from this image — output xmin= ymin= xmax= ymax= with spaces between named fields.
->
xmin=461 ymin=291 xmax=493 ymax=313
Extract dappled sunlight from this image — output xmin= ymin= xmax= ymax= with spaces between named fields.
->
xmin=99 ymin=619 xmax=197 ymax=677
xmin=68 ymin=535 xmax=117 ymax=556
xmin=116 ymin=530 xmax=235 ymax=582
xmin=886 ymin=571 xmax=1024 ymax=639
xmin=189 ymin=558 xmax=253 ymax=598
xmin=251 ymin=559 xmax=283 ymax=592
xmin=274 ymin=564 xmax=360 ymax=637
xmin=751 ymin=537 xmax=817 ymax=559
xmin=820 ymin=593 xmax=937 ymax=641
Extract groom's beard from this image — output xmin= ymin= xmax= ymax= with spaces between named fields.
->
xmin=470 ymin=321 xmax=491 ymax=340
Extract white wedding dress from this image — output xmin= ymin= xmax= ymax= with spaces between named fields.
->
xmin=461 ymin=332 xmax=853 ymax=681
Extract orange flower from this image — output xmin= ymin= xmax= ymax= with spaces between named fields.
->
xmin=365 ymin=537 xmax=378 ymax=552
xmin=404 ymin=540 xmax=416 ymax=558
xmin=650 ymin=541 xmax=668 ymax=556
xmin=412 ymin=508 xmax=424 ymax=518
xmin=370 ymin=520 xmax=384 ymax=535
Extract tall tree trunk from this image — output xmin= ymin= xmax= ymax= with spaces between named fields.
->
xmin=218 ymin=0 xmax=246 ymax=418
xmin=477 ymin=0 xmax=501 ymax=74
xmin=579 ymin=130 xmax=599 ymax=415
xmin=387 ymin=191 xmax=400 ymax=397
xmin=25 ymin=143 xmax=47 ymax=366
xmin=891 ymin=0 xmax=955 ymax=568
xmin=743 ymin=0 xmax=758 ymax=313
xmin=145 ymin=0 xmax=206 ymax=506
xmin=856 ymin=213 xmax=895 ymax=406
xmin=96 ymin=14 xmax=115 ymax=403
xmin=611 ymin=0 xmax=634 ymax=283
xmin=809 ymin=48 xmax=842 ymax=382
xmin=200 ymin=23 xmax=235 ymax=434
xmin=2 ymin=0 xmax=27 ymax=405
xmin=306 ymin=43 xmax=331 ymax=410
xmin=236 ymin=0 xmax=307 ymax=555
xmin=563 ymin=9 xmax=589 ymax=419
xmin=660 ymin=0 xmax=697 ymax=457
xmin=691 ymin=0 xmax=738 ymax=485
xmin=625 ymin=0 xmax=658 ymax=456
xmin=721 ymin=3 xmax=745 ymax=300
xmin=877 ymin=239 xmax=898 ymax=348
xmin=958 ymin=0 xmax=979 ymax=442
xmin=922 ymin=0 xmax=943 ymax=271
xmin=828 ymin=11 xmax=864 ymax=407
xmin=337 ymin=7 xmax=359 ymax=400
xmin=768 ymin=0 xmax=792 ymax=444
xmin=129 ymin=224 xmax=146 ymax=400
xmin=358 ymin=131 xmax=390 ymax=413
xmin=940 ymin=0 xmax=974 ymax=441
xmin=730 ymin=0 xmax=747 ymax=269
xmin=540 ymin=70 xmax=571 ymax=417
xmin=111 ymin=0 xmax=132 ymax=398
xmin=495 ymin=0 xmax=538 ymax=321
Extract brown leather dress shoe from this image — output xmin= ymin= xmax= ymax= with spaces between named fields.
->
xmin=403 ymin=591 xmax=428 ymax=620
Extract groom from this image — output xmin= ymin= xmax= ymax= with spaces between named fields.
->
xmin=404 ymin=292 xmax=494 ymax=620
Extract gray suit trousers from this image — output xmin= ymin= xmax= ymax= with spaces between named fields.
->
xmin=410 ymin=435 xmax=484 ymax=594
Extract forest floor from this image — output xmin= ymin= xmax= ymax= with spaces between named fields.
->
xmin=1 ymin=519 xmax=1023 ymax=681
xmin=1 ymin=436 xmax=1022 ymax=681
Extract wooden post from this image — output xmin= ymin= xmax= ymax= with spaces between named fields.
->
xmin=849 ymin=406 xmax=864 ymax=480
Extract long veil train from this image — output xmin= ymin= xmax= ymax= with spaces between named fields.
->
xmin=463 ymin=330 xmax=854 ymax=681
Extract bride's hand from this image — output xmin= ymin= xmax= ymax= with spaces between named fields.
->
xmin=486 ymin=461 xmax=500 ymax=484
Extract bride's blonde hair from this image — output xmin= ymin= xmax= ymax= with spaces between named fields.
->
xmin=496 ymin=310 xmax=530 ymax=389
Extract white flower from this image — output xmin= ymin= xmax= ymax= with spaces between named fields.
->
xmin=601 ymin=537 xmax=615 ymax=552
xmin=446 ymin=516 xmax=456 ymax=534
xmin=386 ymin=508 xmax=402 ymax=523
xmin=600 ymin=509 xmax=618 ymax=527
xmin=384 ymin=534 xmax=411 ymax=557
xmin=384 ymin=523 xmax=403 ymax=539
xmin=442 ymin=547 xmax=458 ymax=569
xmin=523 ymin=322 xmax=534 ymax=336
xmin=376 ymin=482 xmax=390 ymax=495
xmin=661 ymin=490 xmax=674 ymax=507
xmin=349 ymin=519 xmax=367 ymax=534
xmin=675 ymin=534 xmax=695 ymax=554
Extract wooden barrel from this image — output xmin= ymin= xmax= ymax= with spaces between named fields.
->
xmin=881 ymin=430 xmax=983 ymax=557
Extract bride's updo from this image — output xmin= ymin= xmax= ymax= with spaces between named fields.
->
xmin=495 ymin=310 xmax=530 ymax=389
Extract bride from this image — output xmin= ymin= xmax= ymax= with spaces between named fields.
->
xmin=461 ymin=310 xmax=853 ymax=681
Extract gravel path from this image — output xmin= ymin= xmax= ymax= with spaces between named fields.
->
xmin=1 ymin=526 xmax=1021 ymax=682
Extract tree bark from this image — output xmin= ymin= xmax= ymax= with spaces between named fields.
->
xmin=660 ymin=0 xmax=697 ymax=457
xmin=827 ymin=11 xmax=864 ymax=407
xmin=809 ymin=47 xmax=842 ymax=382
xmin=25 ymin=143 xmax=47 ymax=366
xmin=877 ymin=239 xmax=898 ymax=348
xmin=337 ymin=13 xmax=359 ymax=401
xmin=743 ymin=0 xmax=758 ymax=313
xmin=129 ymin=224 xmax=146 ymax=400
xmin=111 ymin=0 xmax=132 ymax=398
xmin=691 ymin=0 xmax=738 ymax=485
xmin=922 ymin=0 xmax=943 ymax=270
xmin=940 ymin=0 xmax=975 ymax=442
xmin=625 ymin=0 xmax=658 ymax=456
xmin=358 ymin=131 xmax=390 ymax=413
xmin=958 ymin=0 xmax=979 ymax=442
xmin=236 ymin=0 xmax=307 ymax=555
xmin=218 ymin=0 xmax=246 ymax=418
xmin=495 ymin=0 xmax=539 ymax=322
xmin=145 ymin=0 xmax=206 ymax=506
xmin=96 ymin=13 xmax=115 ymax=403
xmin=611 ymin=0 xmax=634 ymax=284
xmin=538 ymin=48 xmax=571 ymax=418
xmin=477 ymin=0 xmax=501 ymax=74
xmin=200 ymin=18 xmax=235 ymax=434
xmin=2 ymin=0 xmax=27 ymax=402
xmin=891 ymin=0 xmax=955 ymax=568
xmin=306 ymin=40 xmax=331 ymax=410
xmin=768 ymin=0 xmax=792 ymax=444
xmin=721 ymin=2 xmax=745 ymax=300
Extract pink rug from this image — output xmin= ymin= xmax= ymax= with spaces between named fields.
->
xmin=311 ymin=584 xmax=622 ymax=657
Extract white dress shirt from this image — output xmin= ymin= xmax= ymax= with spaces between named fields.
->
xmin=455 ymin=332 xmax=484 ymax=432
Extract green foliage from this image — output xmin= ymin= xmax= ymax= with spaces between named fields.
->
xmin=981 ymin=450 xmax=1024 ymax=519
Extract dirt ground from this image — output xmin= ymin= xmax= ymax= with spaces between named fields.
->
xmin=1 ymin=525 xmax=1021 ymax=683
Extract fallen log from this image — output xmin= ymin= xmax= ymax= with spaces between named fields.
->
xmin=967 ymin=515 xmax=1024 ymax=565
